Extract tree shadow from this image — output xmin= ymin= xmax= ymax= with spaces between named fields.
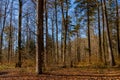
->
xmin=0 ymin=71 xmax=8 ymax=75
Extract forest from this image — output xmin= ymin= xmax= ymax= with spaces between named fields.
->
xmin=0 ymin=0 xmax=120 ymax=79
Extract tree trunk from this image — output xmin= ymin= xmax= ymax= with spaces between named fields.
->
xmin=61 ymin=17 xmax=64 ymax=64
xmin=68 ymin=31 xmax=72 ymax=67
xmin=101 ymin=0 xmax=107 ymax=65
xmin=103 ymin=0 xmax=115 ymax=66
xmin=87 ymin=0 xmax=91 ymax=64
xmin=0 ymin=1 xmax=8 ymax=63
xmin=64 ymin=0 xmax=69 ymax=67
xmin=36 ymin=0 xmax=44 ymax=74
xmin=55 ymin=0 xmax=59 ymax=64
xmin=8 ymin=0 xmax=14 ymax=63
xmin=115 ymin=0 xmax=120 ymax=57
xmin=98 ymin=1 xmax=103 ymax=62
xmin=51 ymin=16 xmax=55 ymax=65
xmin=17 ymin=0 xmax=22 ymax=67
xmin=77 ymin=30 xmax=80 ymax=62
xmin=45 ymin=0 xmax=48 ymax=67
xmin=0 ymin=2 xmax=2 ymax=63
xmin=60 ymin=1 xmax=66 ymax=66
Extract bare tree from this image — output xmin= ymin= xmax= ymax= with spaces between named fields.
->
xmin=8 ymin=0 xmax=14 ymax=63
xmin=0 ymin=0 xmax=9 ymax=63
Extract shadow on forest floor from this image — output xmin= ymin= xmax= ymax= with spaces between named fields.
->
xmin=0 ymin=68 xmax=120 ymax=79
xmin=0 ymin=71 xmax=8 ymax=75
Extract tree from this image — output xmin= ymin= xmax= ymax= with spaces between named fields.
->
xmin=97 ymin=0 xmax=102 ymax=62
xmin=0 ymin=1 xmax=2 ymax=33
xmin=36 ymin=0 xmax=44 ymax=74
xmin=115 ymin=0 xmax=120 ymax=57
xmin=17 ymin=0 xmax=22 ymax=67
xmin=45 ymin=0 xmax=48 ymax=66
xmin=74 ymin=0 xmax=97 ymax=64
xmin=0 ymin=0 xmax=9 ymax=63
xmin=100 ymin=0 xmax=107 ymax=65
xmin=103 ymin=0 xmax=115 ymax=66
xmin=86 ymin=0 xmax=91 ymax=64
xmin=8 ymin=0 xmax=14 ymax=63
xmin=60 ymin=0 xmax=70 ymax=67
xmin=4 ymin=25 xmax=14 ymax=63
xmin=55 ymin=0 xmax=59 ymax=64
xmin=51 ymin=14 xmax=55 ymax=64
xmin=64 ymin=0 xmax=69 ymax=67
xmin=60 ymin=0 xmax=66 ymax=66
xmin=76 ymin=25 xmax=81 ymax=62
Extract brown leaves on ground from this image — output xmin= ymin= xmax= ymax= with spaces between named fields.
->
xmin=0 ymin=68 xmax=120 ymax=80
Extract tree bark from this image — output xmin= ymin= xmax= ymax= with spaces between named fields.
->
xmin=55 ymin=0 xmax=59 ymax=64
xmin=87 ymin=0 xmax=91 ymax=64
xmin=45 ymin=0 xmax=48 ymax=66
xmin=98 ymin=1 xmax=102 ymax=62
xmin=60 ymin=1 xmax=66 ymax=66
xmin=8 ymin=0 xmax=14 ymax=63
xmin=17 ymin=0 xmax=22 ymax=67
xmin=100 ymin=0 xmax=107 ymax=65
xmin=115 ymin=0 xmax=120 ymax=57
xmin=36 ymin=0 xmax=44 ymax=74
xmin=103 ymin=0 xmax=115 ymax=66
xmin=51 ymin=16 xmax=55 ymax=64
xmin=77 ymin=30 xmax=80 ymax=62
xmin=0 ymin=1 xmax=8 ymax=63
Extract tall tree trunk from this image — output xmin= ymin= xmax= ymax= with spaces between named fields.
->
xmin=98 ymin=1 xmax=102 ymax=62
xmin=77 ymin=30 xmax=80 ymax=62
xmin=103 ymin=0 xmax=115 ymax=66
xmin=115 ymin=0 xmax=120 ymax=57
xmin=60 ymin=1 xmax=65 ymax=66
xmin=75 ymin=13 xmax=81 ymax=63
xmin=25 ymin=8 xmax=30 ymax=60
xmin=61 ymin=0 xmax=69 ymax=67
xmin=45 ymin=0 xmax=48 ymax=66
xmin=17 ymin=0 xmax=22 ymax=67
xmin=51 ymin=16 xmax=55 ymax=64
xmin=36 ymin=0 xmax=44 ymax=74
xmin=60 ymin=16 xmax=64 ymax=64
xmin=87 ymin=0 xmax=91 ymax=64
xmin=68 ymin=28 xmax=72 ymax=67
xmin=8 ymin=0 xmax=14 ymax=63
xmin=101 ymin=0 xmax=107 ymax=65
xmin=0 ymin=2 xmax=2 ymax=63
xmin=64 ymin=0 xmax=69 ymax=67
xmin=55 ymin=0 xmax=59 ymax=64
xmin=0 ymin=1 xmax=8 ymax=62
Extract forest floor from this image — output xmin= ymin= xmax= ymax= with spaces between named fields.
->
xmin=0 ymin=64 xmax=120 ymax=80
